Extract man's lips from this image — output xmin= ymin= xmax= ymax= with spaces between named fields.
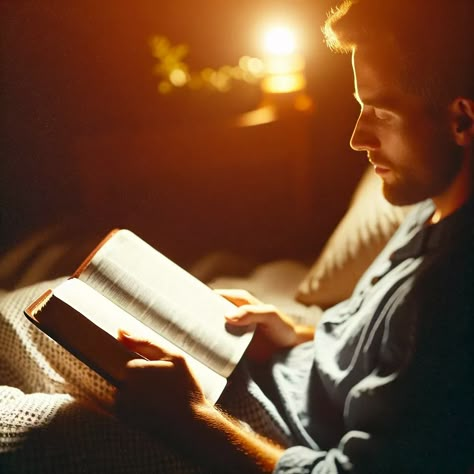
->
xmin=373 ymin=165 xmax=391 ymax=175
xmin=368 ymin=159 xmax=391 ymax=174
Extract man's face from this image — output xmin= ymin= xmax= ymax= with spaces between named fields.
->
xmin=350 ymin=47 xmax=462 ymax=206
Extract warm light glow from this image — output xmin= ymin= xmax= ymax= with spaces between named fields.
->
xmin=169 ymin=68 xmax=188 ymax=87
xmin=264 ymin=55 xmax=305 ymax=75
xmin=236 ymin=105 xmax=278 ymax=127
xmin=262 ymin=73 xmax=306 ymax=94
xmin=247 ymin=57 xmax=265 ymax=76
xmin=209 ymin=70 xmax=231 ymax=92
xmin=263 ymin=27 xmax=297 ymax=55
xmin=150 ymin=30 xmax=308 ymax=98
xmin=151 ymin=35 xmax=263 ymax=94
xmin=260 ymin=24 xmax=307 ymax=95
xmin=239 ymin=55 xmax=251 ymax=70
xmin=239 ymin=56 xmax=265 ymax=77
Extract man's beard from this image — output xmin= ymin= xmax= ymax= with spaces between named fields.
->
xmin=380 ymin=148 xmax=464 ymax=206
xmin=381 ymin=174 xmax=429 ymax=206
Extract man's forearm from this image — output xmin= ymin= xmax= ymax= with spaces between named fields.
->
xmin=182 ymin=400 xmax=284 ymax=474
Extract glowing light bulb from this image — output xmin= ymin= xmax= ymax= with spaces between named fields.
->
xmin=260 ymin=25 xmax=305 ymax=95
xmin=263 ymin=27 xmax=297 ymax=56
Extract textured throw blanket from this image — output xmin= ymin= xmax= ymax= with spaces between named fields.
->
xmin=0 ymin=273 xmax=316 ymax=473
xmin=0 ymin=279 xmax=200 ymax=472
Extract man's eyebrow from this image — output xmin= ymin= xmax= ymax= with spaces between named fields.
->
xmin=353 ymin=91 xmax=400 ymax=109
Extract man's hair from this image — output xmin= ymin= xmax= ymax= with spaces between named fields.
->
xmin=323 ymin=0 xmax=474 ymax=108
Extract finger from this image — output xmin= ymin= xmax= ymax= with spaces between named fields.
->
xmin=122 ymin=355 xmax=203 ymax=404
xmin=225 ymin=304 xmax=278 ymax=325
xmin=118 ymin=329 xmax=168 ymax=360
xmin=214 ymin=288 xmax=261 ymax=306
xmin=120 ymin=359 xmax=178 ymax=393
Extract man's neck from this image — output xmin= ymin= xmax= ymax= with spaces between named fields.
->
xmin=430 ymin=156 xmax=473 ymax=224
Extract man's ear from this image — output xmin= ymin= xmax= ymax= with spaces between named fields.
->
xmin=449 ymin=98 xmax=474 ymax=146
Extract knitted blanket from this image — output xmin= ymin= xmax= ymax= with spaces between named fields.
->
xmin=0 ymin=277 xmax=311 ymax=473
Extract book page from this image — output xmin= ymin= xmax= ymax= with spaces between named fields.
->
xmin=54 ymin=279 xmax=227 ymax=404
xmin=78 ymin=230 xmax=254 ymax=378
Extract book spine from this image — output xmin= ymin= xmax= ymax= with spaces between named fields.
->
xmin=24 ymin=289 xmax=53 ymax=318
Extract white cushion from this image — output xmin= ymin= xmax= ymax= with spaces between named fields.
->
xmin=296 ymin=166 xmax=413 ymax=308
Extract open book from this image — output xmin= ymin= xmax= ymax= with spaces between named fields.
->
xmin=24 ymin=229 xmax=255 ymax=404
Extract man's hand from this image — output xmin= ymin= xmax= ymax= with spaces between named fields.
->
xmin=115 ymin=330 xmax=283 ymax=473
xmin=115 ymin=331 xmax=207 ymax=438
xmin=217 ymin=289 xmax=315 ymax=363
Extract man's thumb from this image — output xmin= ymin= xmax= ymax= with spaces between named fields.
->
xmin=117 ymin=329 xmax=166 ymax=360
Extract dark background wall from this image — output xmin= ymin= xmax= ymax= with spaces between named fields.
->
xmin=1 ymin=0 xmax=365 ymax=266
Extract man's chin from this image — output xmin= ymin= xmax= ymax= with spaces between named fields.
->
xmin=381 ymin=183 xmax=426 ymax=207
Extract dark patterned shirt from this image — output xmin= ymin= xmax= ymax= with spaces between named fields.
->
xmin=274 ymin=198 xmax=474 ymax=473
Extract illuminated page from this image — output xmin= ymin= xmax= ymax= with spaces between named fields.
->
xmin=78 ymin=229 xmax=254 ymax=378
xmin=54 ymin=278 xmax=227 ymax=404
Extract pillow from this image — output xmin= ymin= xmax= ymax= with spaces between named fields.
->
xmin=295 ymin=166 xmax=413 ymax=308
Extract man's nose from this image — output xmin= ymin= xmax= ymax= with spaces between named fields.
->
xmin=350 ymin=114 xmax=380 ymax=151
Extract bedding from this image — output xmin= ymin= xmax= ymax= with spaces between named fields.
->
xmin=0 ymin=280 xmax=290 ymax=472
xmin=0 ymin=165 xmax=411 ymax=471
xmin=296 ymin=166 xmax=413 ymax=308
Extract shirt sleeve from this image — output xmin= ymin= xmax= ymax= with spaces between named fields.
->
xmin=275 ymin=261 xmax=473 ymax=474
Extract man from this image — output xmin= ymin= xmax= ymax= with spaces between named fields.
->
xmin=0 ymin=1 xmax=472 ymax=472
xmin=113 ymin=1 xmax=474 ymax=472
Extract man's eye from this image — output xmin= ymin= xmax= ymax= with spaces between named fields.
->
xmin=373 ymin=108 xmax=392 ymax=120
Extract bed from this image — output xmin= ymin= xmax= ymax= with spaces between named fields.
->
xmin=0 ymin=166 xmax=411 ymax=471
